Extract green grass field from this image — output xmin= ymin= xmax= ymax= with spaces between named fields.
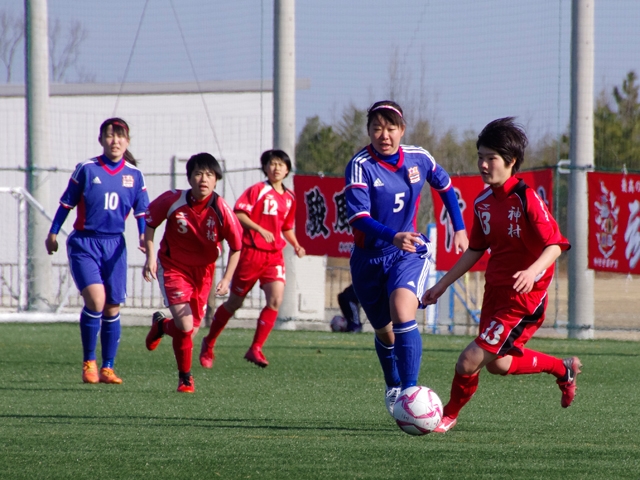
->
xmin=0 ymin=323 xmax=638 ymax=479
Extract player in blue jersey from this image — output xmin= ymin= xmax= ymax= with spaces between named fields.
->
xmin=45 ymin=118 xmax=149 ymax=385
xmin=345 ymin=100 xmax=468 ymax=417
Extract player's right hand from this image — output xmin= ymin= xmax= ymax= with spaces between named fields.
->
xmin=421 ymin=284 xmax=445 ymax=305
xmin=259 ymin=228 xmax=275 ymax=243
xmin=393 ymin=231 xmax=422 ymax=253
xmin=143 ymin=258 xmax=157 ymax=282
xmin=45 ymin=234 xmax=58 ymax=255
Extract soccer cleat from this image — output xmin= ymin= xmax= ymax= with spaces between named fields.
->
xmin=82 ymin=360 xmax=99 ymax=384
xmin=146 ymin=311 xmax=166 ymax=351
xmin=244 ymin=346 xmax=269 ymax=368
xmin=557 ymin=356 xmax=582 ymax=408
xmin=384 ymin=386 xmax=402 ymax=417
xmin=199 ymin=337 xmax=215 ymax=369
xmin=177 ymin=374 xmax=195 ymax=393
xmin=433 ymin=415 xmax=457 ymax=434
xmin=99 ymin=367 xmax=123 ymax=384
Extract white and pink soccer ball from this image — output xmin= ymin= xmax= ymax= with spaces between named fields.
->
xmin=330 ymin=315 xmax=348 ymax=332
xmin=392 ymin=386 xmax=443 ymax=435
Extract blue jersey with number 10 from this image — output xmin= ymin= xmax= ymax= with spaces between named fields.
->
xmin=59 ymin=155 xmax=149 ymax=235
xmin=345 ymin=145 xmax=452 ymax=250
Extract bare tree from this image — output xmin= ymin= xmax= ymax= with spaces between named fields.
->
xmin=49 ymin=18 xmax=88 ymax=82
xmin=0 ymin=10 xmax=24 ymax=83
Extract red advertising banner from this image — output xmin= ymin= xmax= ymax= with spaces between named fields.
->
xmin=294 ymin=169 xmax=556 ymax=266
xmin=294 ymin=174 xmax=353 ymax=257
xmin=432 ymin=169 xmax=554 ymax=271
xmin=587 ymin=172 xmax=640 ymax=274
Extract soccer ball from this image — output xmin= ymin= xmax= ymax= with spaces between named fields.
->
xmin=392 ymin=386 xmax=443 ymax=435
xmin=330 ymin=315 xmax=348 ymax=332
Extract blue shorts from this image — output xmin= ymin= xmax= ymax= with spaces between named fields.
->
xmin=67 ymin=231 xmax=128 ymax=304
xmin=350 ymin=242 xmax=432 ymax=330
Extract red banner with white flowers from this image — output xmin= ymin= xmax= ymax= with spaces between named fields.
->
xmin=432 ymin=169 xmax=554 ymax=271
xmin=587 ymin=172 xmax=640 ymax=274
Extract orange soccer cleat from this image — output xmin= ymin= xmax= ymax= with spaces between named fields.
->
xmin=177 ymin=374 xmax=195 ymax=393
xmin=99 ymin=367 xmax=123 ymax=384
xmin=82 ymin=360 xmax=99 ymax=384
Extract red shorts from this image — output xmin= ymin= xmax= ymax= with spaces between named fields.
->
xmin=475 ymin=285 xmax=548 ymax=357
xmin=157 ymin=256 xmax=215 ymax=328
xmin=230 ymin=247 xmax=286 ymax=297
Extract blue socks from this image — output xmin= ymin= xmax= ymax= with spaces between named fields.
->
xmin=100 ymin=313 xmax=121 ymax=369
xmin=393 ymin=320 xmax=422 ymax=389
xmin=80 ymin=307 xmax=101 ymax=362
xmin=374 ymin=335 xmax=401 ymax=388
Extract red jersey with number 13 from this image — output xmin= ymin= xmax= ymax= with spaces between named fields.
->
xmin=469 ymin=175 xmax=570 ymax=291
xmin=235 ymin=181 xmax=296 ymax=252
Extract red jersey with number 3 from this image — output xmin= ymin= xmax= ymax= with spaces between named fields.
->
xmin=469 ymin=175 xmax=570 ymax=291
xmin=145 ymin=189 xmax=242 ymax=267
xmin=235 ymin=181 xmax=296 ymax=252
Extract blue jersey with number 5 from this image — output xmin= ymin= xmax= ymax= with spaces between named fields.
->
xmin=345 ymin=145 xmax=452 ymax=250
xmin=59 ymin=155 xmax=149 ymax=234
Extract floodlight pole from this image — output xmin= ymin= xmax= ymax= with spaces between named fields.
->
xmin=567 ymin=0 xmax=595 ymax=338
xmin=274 ymin=0 xmax=300 ymax=325
xmin=24 ymin=0 xmax=53 ymax=311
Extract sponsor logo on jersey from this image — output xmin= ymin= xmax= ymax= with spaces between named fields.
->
xmin=122 ymin=175 xmax=134 ymax=188
xmin=408 ymin=166 xmax=421 ymax=184
xmin=373 ymin=178 xmax=384 ymax=187
xmin=92 ymin=176 xmax=102 ymax=184
xmin=477 ymin=203 xmax=490 ymax=211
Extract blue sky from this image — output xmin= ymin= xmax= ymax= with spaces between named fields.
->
xmin=2 ymin=1 xmax=639 ymax=142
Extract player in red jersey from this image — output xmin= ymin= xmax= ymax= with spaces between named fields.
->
xmin=422 ymin=117 xmax=581 ymax=433
xmin=199 ymin=149 xmax=306 ymax=368
xmin=143 ymin=153 xmax=242 ymax=393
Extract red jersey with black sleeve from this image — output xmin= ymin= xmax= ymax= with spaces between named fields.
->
xmin=234 ymin=181 xmax=296 ymax=252
xmin=145 ymin=189 xmax=242 ymax=267
xmin=469 ymin=175 xmax=570 ymax=291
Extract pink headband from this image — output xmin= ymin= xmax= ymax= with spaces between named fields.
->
xmin=370 ymin=104 xmax=403 ymax=118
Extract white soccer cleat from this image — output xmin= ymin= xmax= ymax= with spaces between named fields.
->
xmin=385 ymin=386 xmax=402 ymax=417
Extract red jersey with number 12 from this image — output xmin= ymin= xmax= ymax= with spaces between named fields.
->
xmin=235 ymin=181 xmax=296 ymax=252
xmin=469 ymin=175 xmax=570 ymax=291
xmin=145 ymin=189 xmax=242 ymax=267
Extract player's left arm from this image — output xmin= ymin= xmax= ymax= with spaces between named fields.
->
xmin=512 ymin=245 xmax=562 ymax=294
xmin=282 ymin=229 xmax=305 ymax=258
xmin=215 ymin=248 xmax=240 ymax=296
xmin=132 ymin=172 xmax=150 ymax=252
xmin=512 ymin=190 xmax=570 ymax=293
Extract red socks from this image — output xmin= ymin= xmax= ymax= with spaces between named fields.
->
xmin=443 ymin=371 xmax=479 ymax=419
xmin=162 ymin=319 xmax=193 ymax=374
xmin=251 ymin=307 xmax=278 ymax=348
xmin=507 ymin=348 xmax=566 ymax=378
xmin=204 ymin=304 xmax=234 ymax=347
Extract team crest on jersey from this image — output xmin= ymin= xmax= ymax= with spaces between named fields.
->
xmin=122 ymin=175 xmax=134 ymax=188
xmin=407 ymin=166 xmax=421 ymax=184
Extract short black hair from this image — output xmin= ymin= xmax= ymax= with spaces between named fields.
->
xmin=367 ymin=100 xmax=405 ymax=129
xmin=186 ymin=152 xmax=223 ymax=180
xmin=260 ymin=149 xmax=292 ymax=176
xmin=476 ymin=117 xmax=528 ymax=173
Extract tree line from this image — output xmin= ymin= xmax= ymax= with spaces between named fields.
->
xmin=295 ymin=71 xmax=640 ymax=233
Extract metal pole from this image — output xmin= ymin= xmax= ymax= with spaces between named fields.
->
xmin=25 ymin=0 xmax=53 ymax=311
xmin=568 ymin=0 xmax=595 ymax=339
xmin=274 ymin=0 xmax=299 ymax=323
